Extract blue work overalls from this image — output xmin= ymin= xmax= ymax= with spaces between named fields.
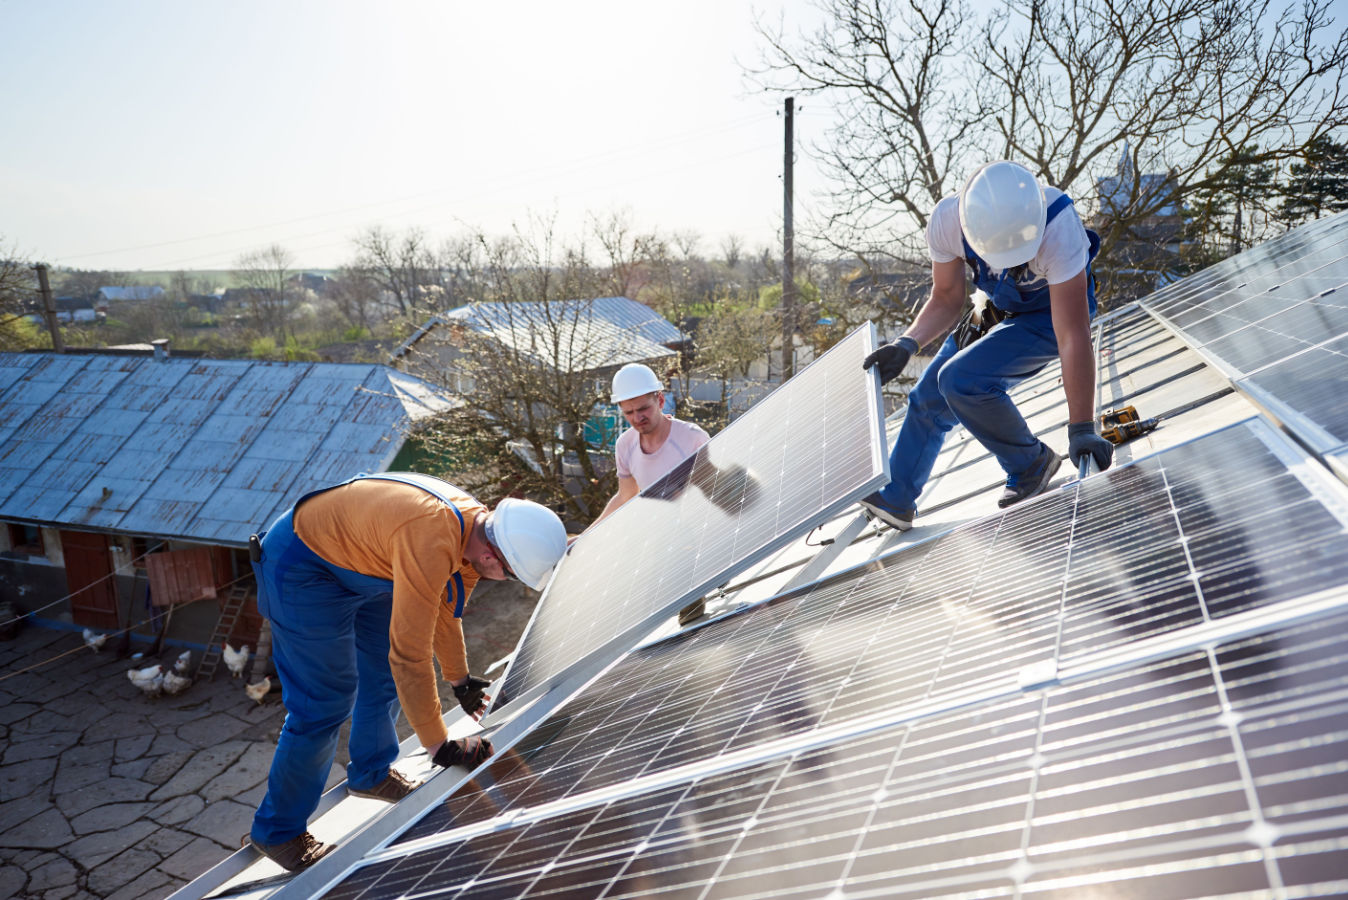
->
xmin=875 ymin=194 xmax=1100 ymax=514
xmin=249 ymin=473 xmax=471 ymax=846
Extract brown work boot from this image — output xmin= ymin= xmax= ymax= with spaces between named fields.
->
xmin=347 ymin=769 xmax=421 ymax=803
xmin=246 ymin=831 xmax=335 ymax=872
xmin=677 ymin=598 xmax=706 ymax=626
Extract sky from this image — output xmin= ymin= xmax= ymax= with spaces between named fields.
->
xmin=1 ymin=0 xmax=830 ymax=274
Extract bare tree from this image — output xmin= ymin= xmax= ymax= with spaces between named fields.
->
xmin=329 ymin=266 xmax=382 ymax=333
xmin=0 ymin=238 xmax=39 ymax=350
xmin=719 ymin=233 xmax=745 ymax=269
xmin=752 ymin=0 xmax=1348 ymax=274
xmin=410 ymin=219 xmax=673 ymax=524
xmin=692 ymin=292 xmax=776 ymax=416
xmin=352 ymin=226 xmax=439 ymax=317
xmin=233 ymin=244 xmax=294 ymax=336
xmin=55 ymin=268 xmax=118 ymax=302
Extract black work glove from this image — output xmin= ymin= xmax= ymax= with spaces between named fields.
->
xmin=1068 ymin=422 xmax=1114 ymax=471
xmin=453 ymin=675 xmax=492 ymax=718
xmin=432 ymin=735 xmax=494 ymax=768
xmin=862 ymin=336 xmax=919 ymax=386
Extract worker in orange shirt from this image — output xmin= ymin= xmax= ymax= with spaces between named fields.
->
xmin=244 ymin=472 xmax=567 ymax=871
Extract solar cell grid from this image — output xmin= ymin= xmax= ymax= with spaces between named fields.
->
xmin=1243 ymin=332 xmax=1348 ymax=449
xmin=380 ymin=421 xmax=1348 ymax=855
xmin=496 ymin=325 xmax=888 ymax=708
xmin=1140 ymin=213 xmax=1348 ymax=449
xmin=323 ymin=609 xmax=1348 ymax=900
xmin=1145 ymin=218 xmax=1348 ymax=318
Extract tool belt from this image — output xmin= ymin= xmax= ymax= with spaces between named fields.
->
xmin=953 ymin=302 xmax=1010 ymax=350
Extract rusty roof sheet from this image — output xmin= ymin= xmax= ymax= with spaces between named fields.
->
xmin=0 ymin=354 xmax=456 ymax=546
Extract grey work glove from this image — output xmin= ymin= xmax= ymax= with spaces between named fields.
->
xmin=1068 ymin=422 xmax=1114 ymax=471
xmin=453 ymin=675 xmax=492 ymax=717
xmin=862 ymin=336 xmax=920 ymax=385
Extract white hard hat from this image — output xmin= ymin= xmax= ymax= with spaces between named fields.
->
xmin=483 ymin=498 xmax=567 ymax=591
xmin=610 ymin=363 xmax=664 ymax=403
xmin=959 ymin=161 xmax=1047 ymax=270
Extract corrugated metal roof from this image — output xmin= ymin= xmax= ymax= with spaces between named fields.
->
xmin=0 ymin=354 xmax=457 ymax=547
xmin=393 ymin=296 xmax=681 ymax=372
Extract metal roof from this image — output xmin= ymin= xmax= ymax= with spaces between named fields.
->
xmin=0 ymin=354 xmax=456 ymax=547
xmin=392 ymin=296 xmax=681 ymax=372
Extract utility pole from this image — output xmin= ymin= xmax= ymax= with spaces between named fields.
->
xmin=781 ymin=96 xmax=795 ymax=382
xmin=32 ymin=263 xmax=65 ymax=353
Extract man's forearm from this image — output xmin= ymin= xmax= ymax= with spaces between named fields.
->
xmin=1058 ymin=334 xmax=1097 ymax=425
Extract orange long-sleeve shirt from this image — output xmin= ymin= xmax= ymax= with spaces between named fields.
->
xmin=293 ymin=478 xmax=483 ymax=748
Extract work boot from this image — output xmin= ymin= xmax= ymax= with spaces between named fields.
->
xmin=677 ymin=598 xmax=706 ymax=626
xmin=348 ymin=769 xmax=421 ymax=803
xmin=998 ymin=447 xmax=1062 ymax=508
xmin=245 ymin=831 xmax=335 ymax=872
xmin=857 ymin=491 xmax=915 ymax=531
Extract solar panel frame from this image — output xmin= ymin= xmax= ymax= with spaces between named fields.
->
xmin=488 ymin=324 xmax=890 ymax=718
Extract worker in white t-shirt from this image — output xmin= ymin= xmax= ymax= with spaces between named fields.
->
xmin=859 ymin=160 xmax=1116 ymax=530
xmin=591 ymin=363 xmax=710 ymax=527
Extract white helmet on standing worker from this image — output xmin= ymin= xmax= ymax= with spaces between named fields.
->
xmin=483 ymin=498 xmax=567 ymax=591
xmin=959 ymin=160 xmax=1048 ymax=270
xmin=610 ymin=363 xmax=664 ymax=403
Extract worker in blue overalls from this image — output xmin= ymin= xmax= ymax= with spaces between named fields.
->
xmin=859 ymin=160 xmax=1115 ymax=530
xmin=244 ymin=472 xmax=568 ymax=872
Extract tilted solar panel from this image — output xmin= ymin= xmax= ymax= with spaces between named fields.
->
xmin=316 ymin=418 xmax=1348 ymax=898
xmin=1141 ymin=211 xmax=1348 ymax=454
xmin=494 ymin=324 xmax=889 ymax=710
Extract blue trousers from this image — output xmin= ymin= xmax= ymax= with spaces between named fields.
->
xmin=249 ymin=507 xmax=402 ymax=845
xmin=877 ymin=310 xmax=1062 ymax=512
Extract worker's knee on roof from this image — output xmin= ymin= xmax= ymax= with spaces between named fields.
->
xmin=935 ymin=356 xmax=982 ymax=403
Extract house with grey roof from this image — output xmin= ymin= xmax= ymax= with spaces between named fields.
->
xmin=0 ymin=347 xmax=454 ymax=647
xmin=1090 ymin=143 xmax=1186 ymax=298
xmin=97 ymin=285 xmax=166 ymax=303
xmin=391 ymin=296 xmax=682 ymax=377
xmin=391 ymin=296 xmax=681 ymax=444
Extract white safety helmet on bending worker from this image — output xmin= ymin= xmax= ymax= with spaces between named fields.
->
xmin=610 ymin=363 xmax=665 ymax=404
xmin=483 ymin=498 xmax=568 ymax=591
xmin=959 ymin=160 xmax=1048 ymax=270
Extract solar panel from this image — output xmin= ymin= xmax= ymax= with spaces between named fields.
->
xmin=1141 ymin=212 xmax=1348 ymax=454
xmin=311 ymin=417 xmax=1348 ymax=900
xmin=493 ymin=324 xmax=889 ymax=711
xmin=324 ymin=604 xmax=1348 ymax=900
xmin=1241 ymin=332 xmax=1348 ymax=450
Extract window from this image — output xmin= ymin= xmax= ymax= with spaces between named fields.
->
xmin=6 ymin=523 xmax=45 ymax=557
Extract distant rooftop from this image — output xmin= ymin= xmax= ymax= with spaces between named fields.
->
xmin=393 ymin=296 xmax=681 ymax=372
xmin=0 ymin=354 xmax=454 ymax=546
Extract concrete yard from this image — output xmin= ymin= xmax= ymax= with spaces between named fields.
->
xmin=0 ymin=577 xmax=538 ymax=900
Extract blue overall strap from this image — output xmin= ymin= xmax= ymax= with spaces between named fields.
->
xmin=1045 ymin=192 xmax=1073 ymax=225
xmin=353 ymin=472 xmax=471 ymax=617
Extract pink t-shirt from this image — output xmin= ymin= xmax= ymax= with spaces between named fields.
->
xmin=615 ymin=417 xmax=710 ymax=490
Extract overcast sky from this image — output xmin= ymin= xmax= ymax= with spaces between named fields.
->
xmin=2 ymin=0 xmax=829 ymax=273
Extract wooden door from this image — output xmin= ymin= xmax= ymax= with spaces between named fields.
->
xmin=60 ymin=530 xmax=119 ymax=629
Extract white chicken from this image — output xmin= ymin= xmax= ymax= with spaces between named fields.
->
xmin=245 ymin=675 xmax=271 ymax=704
xmin=162 ymin=651 xmax=193 ymax=695
xmin=82 ymin=628 xmax=108 ymax=652
xmin=223 ymin=643 xmax=251 ymax=678
xmin=127 ymin=664 xmax=164 ymax=697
